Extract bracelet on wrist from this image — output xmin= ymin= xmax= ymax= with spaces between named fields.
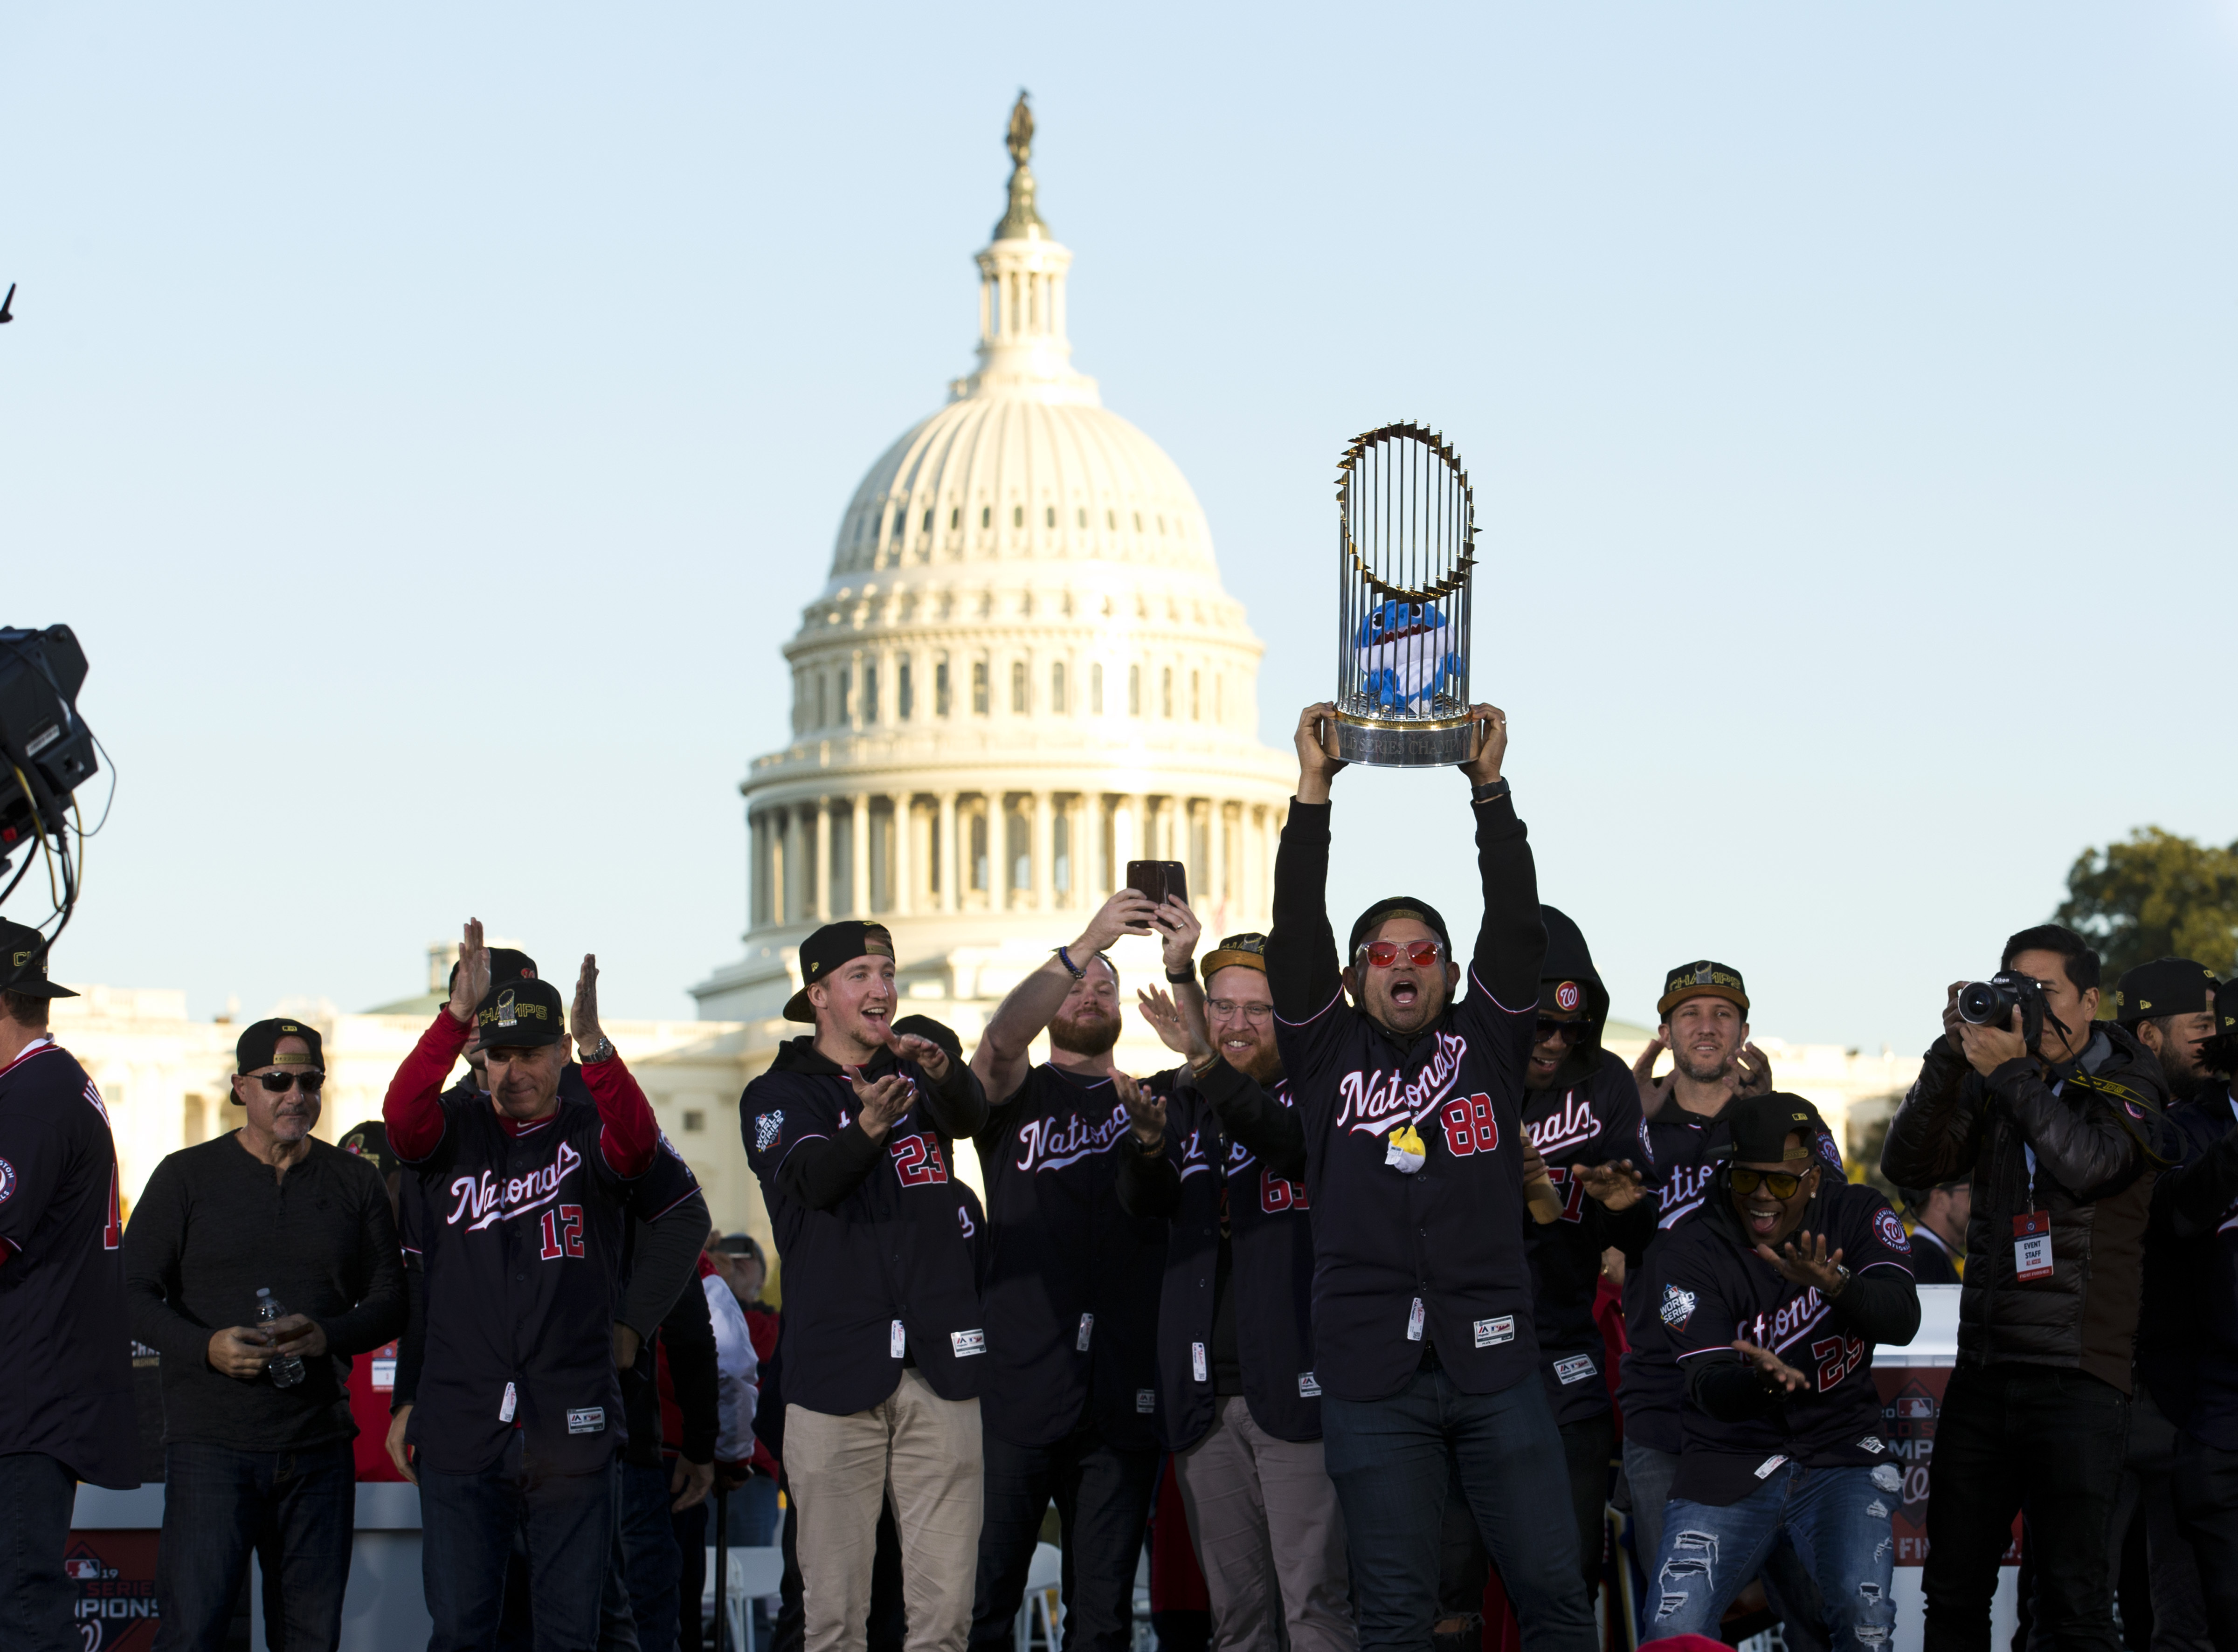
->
xmin=1471 ymin=778 xmax=1511 ymax=803
xmin=1165 ymin=966 xmax=1194 ymax=984
xmin=1053 ymin=946 xmax=1086 ymax=979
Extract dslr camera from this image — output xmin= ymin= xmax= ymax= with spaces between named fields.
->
xmin=1956 ymin=973 xmax=2057 ymax=1052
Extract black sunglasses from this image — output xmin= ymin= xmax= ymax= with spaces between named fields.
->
xmin=255 ymin=1071 xmax=325 ymax=1095
xmin=1533 ymin=1018 xmax=1585 ymax=1041
xmin=1730 ymin=1166 xmax=1807 ymax=1199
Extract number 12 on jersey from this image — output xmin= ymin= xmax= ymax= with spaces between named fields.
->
xmin=539 ymin=1204 xmax=586 ymax=1261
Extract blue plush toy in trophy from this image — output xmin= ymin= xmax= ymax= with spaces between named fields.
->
xmin=1325 ymin=424 xmax=1482 ymax=767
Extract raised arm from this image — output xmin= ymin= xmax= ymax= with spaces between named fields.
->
xmin=385 ymin=918 xmax=487 ymax=1162
xmin=572 ymin=954 xmax=660 ymax=1178
xmin=970 ymin=888 xmax=1153 ymax=1105
xmin=1460 ymin=707 xmax=1546 ymax=1009
xmin=1268 ymin=702 xmax=1345 ymax=1023
xmin=1880 ymin=997 xmax=1983 ymax=1189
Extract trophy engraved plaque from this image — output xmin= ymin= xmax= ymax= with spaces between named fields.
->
xmin=1328 ymin=422 xmax=1480 ymax=767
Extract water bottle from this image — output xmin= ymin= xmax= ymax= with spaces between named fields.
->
xmin=256 ymin=1288 xmax=306 ymax=1388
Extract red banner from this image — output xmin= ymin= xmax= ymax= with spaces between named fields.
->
xmin=63 ymin=1530 xmax=160 ymax=1651
xmin=1874 ymin=1365 xmax=2021 ymax=1568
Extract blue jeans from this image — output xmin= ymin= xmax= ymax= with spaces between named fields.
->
xmin=1322 ymin=1363 xmax=1596 ymax=1652
xmin=420 ymin=1432 xmax=619 ymax=1652
xmin=0 ymin=1452 xmax=83 ymax=1652
xmin=154 ymin=1439 xmax=354 ymax=1652
xmin=1649 ymin=1462 xmax=1895 ymax=1646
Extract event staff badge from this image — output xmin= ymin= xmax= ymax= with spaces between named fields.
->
xmin=2012 ymin=1211 xmax=2054 ymax=1281
xmin=1321 ymin=423 xmax=1484 ymax=767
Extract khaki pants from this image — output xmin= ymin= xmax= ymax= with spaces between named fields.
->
xmin=787 ymin=1370 xmax=983 ymax=1652
xmin=1173 ymin=1394 xmax=1356 ymax=1652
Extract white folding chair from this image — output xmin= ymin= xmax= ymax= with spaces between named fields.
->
xmin=703 ymin=1544 xmax=784 ymax=1651
xmin=1012 ymin=1541 xmax=1063 ymax=1650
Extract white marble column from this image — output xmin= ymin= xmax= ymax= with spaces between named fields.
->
xmin=939 ymin=793 xmax=959 ymax=914
xmin=851 ymin=795 xmax=870 ymax=917
xmin=813 ymin=799 xmax=832 ymax=921
xmin=1210 ymin=801 xmax=1229 ymax=930
xmin=1032 ymin=792 xmax=1055 ymax=911
xmin=895 ymin=796 xmax=915 ymax=917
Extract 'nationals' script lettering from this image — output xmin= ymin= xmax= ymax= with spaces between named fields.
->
xmin=1015 ymin=1103 xmax=1132 ymax=1174
xmin=447 ymin=1140 xmax=585 ymax=1232
xmin=1337 ymin=1032 xmax=1470 ymax=1134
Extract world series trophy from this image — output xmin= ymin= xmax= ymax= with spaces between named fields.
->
xmin=1323 ymin=422 xmax=1482 ymax=768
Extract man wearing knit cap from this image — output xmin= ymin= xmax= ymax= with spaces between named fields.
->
xmin=743 ymin=919 xmax=989 ymax=1652
xmin=0 ymin=920 xmax=136 ymax=1652
xmin=1119 ymin=930 xmax=1353 ymax=1652
xmin=1265 ymin=701 xmax=1595 ymax=1652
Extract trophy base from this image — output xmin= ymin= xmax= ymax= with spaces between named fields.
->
xmin=1328 ymin=712 xmax=1482 ymax=769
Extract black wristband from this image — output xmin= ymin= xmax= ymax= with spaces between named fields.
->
xmin=1165 ymin=967 xmax=1194 ymax=984
xmin=1471 ymin=778 xmax=1511 ymax=803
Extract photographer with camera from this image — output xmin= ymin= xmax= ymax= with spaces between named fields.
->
xmin=1882 ymin=923 xmax=2182 ymax=1652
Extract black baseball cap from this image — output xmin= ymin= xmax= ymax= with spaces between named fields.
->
xmin=449 ymin=948 xmax=538 ymax=994
xmin=712 ymin=1232 xmax=765 ymax=1265
xmin=0 ymin=918 xmax=76 ymax=1000
xmin=785 ymin=921 xmax=896 ymax=1022
xmin=1725 ymin=1092 xmax=1830 ymax=1164
xmin=1658 ymin=960 xmax=1749 ymax=1019
xmin=235 ymin=1018 xmax=324 ymax=1075
xmin=1201 ymin=932 xmax=1269 ymax=983
xmin=338 ymin=1120 xmax=400 ymax=1178
xmin=1347 ymin=899 xmax=1452 ymax=959
xmin=475 ymin=978 xmax=567 ymax=1049
xmin=891 ymin=1012 xmax=963 ymax=1065
xmin=2113 ymin=957 xmax=2219 ymax=1025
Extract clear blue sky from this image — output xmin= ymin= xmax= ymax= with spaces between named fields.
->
xmin=5 ymin=4 xmax=2233 ymax=1046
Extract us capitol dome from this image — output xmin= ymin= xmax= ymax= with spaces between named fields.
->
xmin=690 ymin=95 xmax=1296 ymax=1034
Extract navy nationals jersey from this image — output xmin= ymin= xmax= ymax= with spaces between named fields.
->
xmin=385 ymin=1013 xmax=688 ymax=1474
xmin=975 ymin=1063 xmax=1170 ymax=1449
xmin=2141 ymin=1084 xmax=2238 ymax=1447
xmin=1662 ymin=1178 xmax=1913 ymax=1503
xmin=1128 ymin=1063 xmax=1321 ymax=1449
xmin=745 ymin=1036 xmax=987 ymax=1418
xmin=1267 ymin=793 xmax=1550 ymax=1404
xmin=1620 ymin=1096 xmax=1844 ymax=1454
xmin=0 ymin=1038 xmax=137 ymax=1488
xmin=1523 ymin=1053 xmax=1651 ymax=1424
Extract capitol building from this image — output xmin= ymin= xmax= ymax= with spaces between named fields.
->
xmin=44 ymin=103 xmax=1924 ymax=1253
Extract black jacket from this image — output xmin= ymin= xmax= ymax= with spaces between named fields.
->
xmin=1115 ymin=1060 xmax=1319 ymax=1447
xmin=2141 ymin=1080 xmax=2238 ymax=1444
xmin=1882 ymin=1022 xmax=2179 ymax=1392
xmin=1523 ymin=906 xmax=1653 ymax=1423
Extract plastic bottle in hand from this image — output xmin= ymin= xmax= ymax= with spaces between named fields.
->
xmin=256 ymin=1288 xmax=306 ymax=1388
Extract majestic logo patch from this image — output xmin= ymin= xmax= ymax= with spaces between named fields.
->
xmin=1135 ymin=1389 xmax=1156 ymax=1413
xmin=1298 ymin=1370 xmax=1321 ymax=1397
xmin=1873 ymin=1208 xmax=1912 ymax=1255
xmin=566 ymin=1407 xmax=606 ymax=1435
xmin=1473 ymin=1315 xmax=1515 ymax=1348
xmin=1554 ymin=1353 xmax=1598 ymax=1384
xmin=950 ymin=1328 xmax=986 ymax=1357
xmin=1660 ymin=1284 xmax=1696 ymax=1330
xmin=1858 ymin=1435 xmax=1886 ymax=1454
xmin=754 ymin=1111 xmax=785 ymax=1155
xmin=0 ymin=1156 xmax=14 ymax=1204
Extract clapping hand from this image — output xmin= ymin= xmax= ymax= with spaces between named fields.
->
xmin=886 ymin=1028 xmax=951 ymax=1083
xmin=1735 ymin=1041 xmax=1773 ymax=1096
xmin=1632 ymin=1035 xmax=1674 ymax=1108
xmin=1733 ymin=1338 xmax=1810 ymax=1394
xmin=1756 ymin=1230 xmax=1847 ymax=1297
xmin=1136 ymin=984 xmax=1204 ymax=1060
xmin=1574 ymin=1159 xmax=1648 ymax=1211
xmin=1116 ymin=1071 xmax=1167 ymax=1148
xmin=849 ymin=1073 xmax=914 ymax=1142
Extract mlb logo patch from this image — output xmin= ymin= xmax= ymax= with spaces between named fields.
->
xmin=1660 ymin=1284 xmax=1696 ymax=1330
xmin=1473 ymin=1316 xmax=1515 ymax=1348
xmin=951 ymin=1328 xmax=986 ymax=1357
xmin=754 ymin=1111 xmax=784 ymax=1155
xmin=1136 ymin=1389 xmax=1157 ymax=1413
xmin=1553 ymin=1354 xmax=1598 ymax=1385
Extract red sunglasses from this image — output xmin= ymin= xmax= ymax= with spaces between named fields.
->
xmin=1360 ymin=940 xmax=1442 ymax=969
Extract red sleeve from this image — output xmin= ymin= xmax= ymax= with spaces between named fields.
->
xmin=583 ymin=1051 xmax=658 ymax=1178
xmin=384 ymin=1012 xmax=472 ymax=1162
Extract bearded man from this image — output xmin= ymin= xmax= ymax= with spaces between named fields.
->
xmin=965 ymin=886 xmax=1200 ymax=1652
xmin=1118 ymin=932 xmax=1354 ymax=1652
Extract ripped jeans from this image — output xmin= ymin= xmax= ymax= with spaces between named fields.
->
xmin=1649 ymin=1461 xmax=1897 ymax=1647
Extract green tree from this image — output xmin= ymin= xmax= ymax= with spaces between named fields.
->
xmin=2055 ymin=827 xmax=2238 ymax=984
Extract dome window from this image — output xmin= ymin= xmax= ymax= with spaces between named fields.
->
xmin=1161 ymin=667 xmax=1174 ymax=718
xmin=1044 ymin=505 xmax=1056 ymax=529
xmin=951 ymin=507 xmax=961 ymax=530
xmin=1106 ymin=509 xmax=1117 ymax=530
xmin=1133 ymin=512 xmax=1144 ymax=532
xmin=922 ymin=509 xmax=933 ymax=533
xmin=1010 ymin=661 xmax=1028 ymax=713
xmin=981 ymin=506 xmax=992 ymax=530
xmin=1076 ymin=507 xmax=1087 ymax=529
xmin=1013 ymin=504 xmax=1024 ymax=529
xmin=1128 ymin=664 xmax=1141 ymax=716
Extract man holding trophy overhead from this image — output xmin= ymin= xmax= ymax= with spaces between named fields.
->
xmin=1267 ymin=699 xmax=1598 ymax=1652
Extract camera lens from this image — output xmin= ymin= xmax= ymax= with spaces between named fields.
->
xmin=1956 ymin=981 xmax=2009 ymax=1026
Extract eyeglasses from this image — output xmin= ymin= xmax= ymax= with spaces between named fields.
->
xmin=1360 ymin=940 xmax=1442 ymax=969
xmin=254 ymin=1071 xmax=325 ymax=1095
xmin=1207 ymin=1000 xmax=1273 ymax=1023
xmin=1533 ymin=1018 xmax=1584 ymax=1041
xmin=1729 ymin=1166 xmax=1806 ymax=1199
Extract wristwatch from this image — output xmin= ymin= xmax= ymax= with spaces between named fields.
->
xmin=1825 ymin=1261 xmax=1852 ymax=1300
xmin=580 ymin=1035 xmax=615 ymax=1065
xmin=1165 ymin=966 xmax=1195 ymax=985
xmin=1471 ymin=778 xmax=1511 ymax=803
